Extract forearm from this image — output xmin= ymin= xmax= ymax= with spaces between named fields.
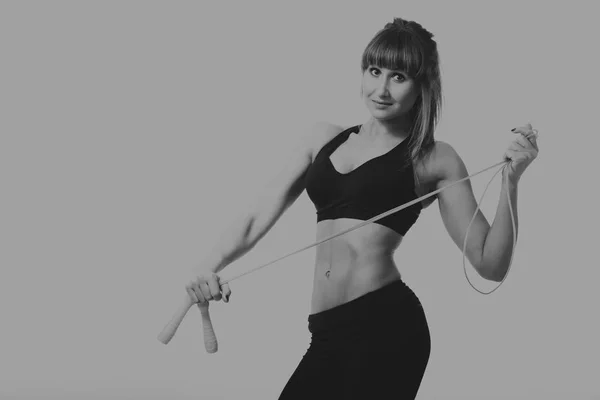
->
xmin=199 ymin=214 xmax=257 ymax=274
xmin=480 ymin=171 xmax=519 ymax=282
xmin=199 ymin=196 xmax=282 ymax=274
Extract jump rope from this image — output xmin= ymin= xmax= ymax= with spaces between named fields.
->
xmin=158 ymin=130 xmax=537 ymax=352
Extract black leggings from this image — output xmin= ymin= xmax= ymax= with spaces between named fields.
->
xmin=278 ymin=279 xmax=431 ymax=400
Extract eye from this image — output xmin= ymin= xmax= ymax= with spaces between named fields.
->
xmin=392 ymin=73 xmax=406 ymax=83
xmin=368 ymin=67 xmax=381 ymax=77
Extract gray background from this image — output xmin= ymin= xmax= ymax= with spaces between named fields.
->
xmin=1 ymin=0 xmax=598 ymax=399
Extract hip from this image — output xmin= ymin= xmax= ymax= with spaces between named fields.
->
xmin=307 ymin=278 xmax=430 ymax=349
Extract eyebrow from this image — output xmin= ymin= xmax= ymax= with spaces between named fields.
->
xmin=381 ymin=68 xmax=408 ymax=75
xmin=370 ymin=65 xmax=406 ymax=73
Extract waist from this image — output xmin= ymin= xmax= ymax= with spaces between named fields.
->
xmin=308 ymin=279 xmax=424 ymax=334
xmin=311 ymin=245 xmax=402 ymax=311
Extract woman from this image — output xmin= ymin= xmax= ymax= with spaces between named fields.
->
xmin=185 ymin=18 xmax=539 ymax=399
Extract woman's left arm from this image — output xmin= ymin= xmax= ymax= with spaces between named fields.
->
xmin=435 ymin=123 xmax=539 ymax=282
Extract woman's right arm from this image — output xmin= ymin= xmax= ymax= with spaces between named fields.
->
xmin=200 ymin=126 xmax=316 ymax=275
xmin=188 ymin=122 xmax=341 ymax=304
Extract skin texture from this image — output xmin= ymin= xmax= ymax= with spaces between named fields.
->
xmin=181 ymin=21 xmax=539 ymax=398
xmin=185 ymin=65 xmax=539 ymax=314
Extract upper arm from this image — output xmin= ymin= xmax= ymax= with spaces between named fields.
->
xmin=259 ymin=125 xmax=315 ymax=209
xmin=260 ymin=121 xmax=341 ymax=204
xmin=433 ymin=141 xmax=490 ymax=271
xmin=247 ymin=122 xmax=342 ymax=240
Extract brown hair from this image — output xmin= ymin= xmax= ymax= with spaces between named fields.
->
xmin=361 ymin=18 xmax=442 ymax=184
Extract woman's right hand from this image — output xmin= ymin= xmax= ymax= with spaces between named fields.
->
xmin=186 ymin=270 xmax=231 ymax=304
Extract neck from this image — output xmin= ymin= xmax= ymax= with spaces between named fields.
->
xmin=361 ymin=116 xmax=412 ymax=142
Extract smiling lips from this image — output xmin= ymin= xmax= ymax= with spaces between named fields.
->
xmin=372 ymin=99 xmax=393 ymax=106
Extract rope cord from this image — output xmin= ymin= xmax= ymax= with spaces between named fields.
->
xmin=220 ymin=158 xmax=517 ymax=294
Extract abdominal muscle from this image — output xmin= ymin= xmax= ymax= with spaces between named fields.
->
xmin=310 ymin=218 xmax=404 ymax=314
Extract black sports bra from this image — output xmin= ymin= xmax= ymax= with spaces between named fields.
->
xmin=304 ymin=125 xmax=422 ymax=236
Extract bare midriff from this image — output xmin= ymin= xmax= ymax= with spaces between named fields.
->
xmin=310 ymin=217 xmax=404 ymax=314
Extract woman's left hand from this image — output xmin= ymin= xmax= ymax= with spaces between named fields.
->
xmin=503 ymin=122 xmax=539 ymax=183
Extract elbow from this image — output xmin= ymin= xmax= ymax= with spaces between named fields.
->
xmin=478 ymin=260 xmax=505 ymax=283
xmin=242 ymin=209 xmax=275 ymax=252
xmin=486 ymin=271 xmax=504 ymax=283
xmin=474 ymin=238 xmax=504 ymax=283
xmin=221 ymin=214 xmax=257 ymax=258
xmin=240 ymin=214 xmax=260 ymax=252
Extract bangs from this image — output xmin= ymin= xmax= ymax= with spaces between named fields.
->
xmin=361 ymin=30 xmax=428 ymax=80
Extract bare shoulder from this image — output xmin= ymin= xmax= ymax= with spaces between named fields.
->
xmin=423 ymin=140 xmax=468 ymax=184
xmin=303 ymin=121 xmax=346 ymax=162
xmin=414 ymin=140 xmax=468 ymax=206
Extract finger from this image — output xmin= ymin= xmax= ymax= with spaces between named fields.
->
xmin=207 ymin=275 xmax=222 ymax=301
xmin=186 ymin=284 xmax=200 ymax=304
xmin=520 ymin=129 xmax=537 ymax=139
xmin=196 ymin=286 xmax=208 ymax=303
xmin=515 ymin=136 xmax=539 ymax=156
xmin=508 ymin=142 xmax=524 ymax=152
xmin=527 ymin=130 xmax=539 ymax=150
xmin=222 ymin=283 xmax=232 ymax=302
xmin=514 ymin=135 xmax=533 ymax=149
xmin=511 ymin=124 xmax=534 ymax=135
xmin=506 ymin=147 xmax=535 ymax=166
xmin=193 ymin=280 xmax=208 ymax=303
xmin=507 ymin=145 xmax=533 ymax=161
xmin=198 ymin=279 xmax=213 ymax=301
xmin=512 ymin=128 xmax=538 ymax=151
xmin=505 ymin=147 xmax=528 ymax=159
xmin=525 ymin=130 xmax=538 ymax=143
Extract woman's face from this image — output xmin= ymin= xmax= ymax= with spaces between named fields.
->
xmin=361 ymin=65 xmax=420 ymax=121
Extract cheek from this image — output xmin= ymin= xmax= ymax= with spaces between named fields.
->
xmin=408 ymin=90 xmax=420 ymax=108
xmin=361 ymin=75 xmax=377 ymax=94
xmin=398 ymin=87 xmax=420 ymax=108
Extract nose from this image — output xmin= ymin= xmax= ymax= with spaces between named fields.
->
xmin=374 ymin=78 xmax=390 ymax=98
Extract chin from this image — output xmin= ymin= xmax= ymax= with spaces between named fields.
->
xmin=369 ymin=108 xmax=401 ymax=121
